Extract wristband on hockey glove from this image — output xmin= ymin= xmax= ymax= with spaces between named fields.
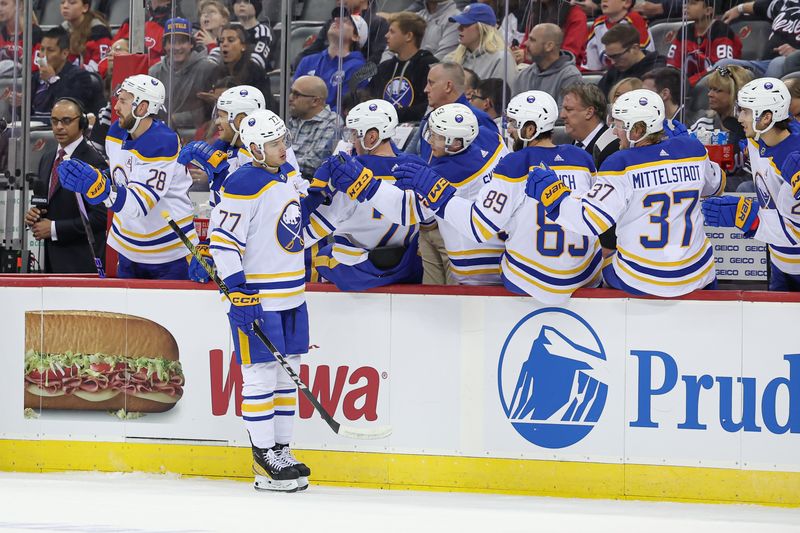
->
xmin=526 ymin=165 xmax=570 ymax=217
xmin=394 ymin=162 xmax=455 ymax=214
xmin=186 ymin=243 xmax=213 ymax=283
xmin=58 ymin=159 xmax=110 ymax=205
xmin=227 ymin=286 xmax=262 ymax=330
xmin=701 ymin=196 xmax=760 ymax=236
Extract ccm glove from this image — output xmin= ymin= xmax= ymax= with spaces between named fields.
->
xmin=227 ymin=286 xmax=262 ymax=330
xmin=525 ymin=165 xmax=570 ymax=217
xmin=393 ymin=161 xmax=455 ymax=214
xmin=178 ymin=141 xmax=230 ymax=183
xmin=701 ymin=196 xmax=759 ymax=236
xmin=58 ymin=159 xmax=110 ymax=205
xmin=330 ymin=153 xmax=380 ymax=202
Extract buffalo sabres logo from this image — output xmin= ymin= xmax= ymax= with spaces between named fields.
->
xmin=527 ymin=95 xmax=536 ymax=103
xmin=639 ymin=97 xmax=648 ymax=105
xmin=384 ymin=77 xmax=414 ymax=108
xmin=276 ymin=200 xmax=304 ymax=253
xmin=240 ymin=89 xmax=248 ymax=97
xmin=112 ymin=165 xmax=128 ymax=185
xmin=754 ymin=171 xmax=775 ymax=208
xmin=248 ymin=118 xmax=256 ymax=126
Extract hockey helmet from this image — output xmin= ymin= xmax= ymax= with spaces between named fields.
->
xmin=425 ymin=103 xmax=478 ymax=155
xmin=737 ymin=77 xmax=791 ymax=139
xmin=239 ymin=110 xmax=290 ymax=165
xmin=216 ymin=85 xmax=266 ymax=145
xmin=116 ymin=74 xmax=166 ymax=132
xmin=506 ymin=90 xmax=558 ymax=142
xmin=611 ymin=88 xmax=665 ymax=145
xmin=343 ymin=99 xmax=398 ymax=151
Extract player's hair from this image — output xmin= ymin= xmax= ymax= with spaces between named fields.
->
xmin=476 ymin=78 xmax=510 ymax=117
xmin=706 ymin=65 xmax=753 ymax=117
xmin=562 ymin=83 xmax=608 ymax=122
xmin=448 ymin=22 xmax=506 ymax=65
xmin=601 ymin=23 xmax=640 ymax=49
xmin=463 ymin=68 xmax=479 ymax=91
xmin=42 ymin=26 xmax=70 ymax=51
xmin=641 ymin=67 xmax=682 ymax=106
xmin=434 ymin=62 xmax=466 ymax=94
xmin=387 ymin=12 xmax=427 ymax=49
xmin=783 ymin=77 xmax=800 ymax=99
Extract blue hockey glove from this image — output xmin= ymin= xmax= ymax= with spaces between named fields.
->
xmin=186 ymin=243 xmax=213 ymax=283
xmin=178 ymin=141 xmax=230 ymax=182
xmin=308 ymin=154 xmax=338 ymax=192
xmin=663 ymin=119 xmax=688 ymax=138
xmin=701 ymin=196 xmax=759 ymax=236
xmin=781 ymin=152 xmax=800 ymax=200
xmin=227 ymin=286 xmax=262 ymax=330
xmin=58 ymin=159 xmax=109 ymax=205
xmin=525 ymin=165 xmax=570 ymax=217
xmin=394 ymin=161 xmax=455 ymax=214
xmin=330 ymin=153 xmax=380 ymax=202
xmin=789 ymin=119 xmax=800 ymax=136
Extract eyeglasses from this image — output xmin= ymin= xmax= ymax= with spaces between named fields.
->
xmin=606 ymin=45 xmax=633 ymax=62
xmin=469 ymin=94 xmax=487 ymax=102
xmin=289 ymin=89 xmax=317 ymax=99
xmin=50 ymin=116 xmax=80 ymax=126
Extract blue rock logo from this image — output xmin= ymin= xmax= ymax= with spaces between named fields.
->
xmin=498 ymin=308 xmax=608 ymax=449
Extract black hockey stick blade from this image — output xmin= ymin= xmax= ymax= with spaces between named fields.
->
xmin=161 ymin=211 xmax=392 ymax=440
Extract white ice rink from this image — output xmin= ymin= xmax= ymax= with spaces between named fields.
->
xmin=0 ymin=472 xmax=798 ymax=533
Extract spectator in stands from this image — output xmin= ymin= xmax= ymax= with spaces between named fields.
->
xmin=150 ymin=18 xmax=216 ymax=130
xmin=641 ymin=67 xmax=682 ymax=120
xmin=515 ymin=0 xmax=587 ymax=67
xmin=197 ymin=0 xmax=230 ymax=63
xmin=231 ymin=0 xmax=274 ymax=71
xmin=418 ymin=0 xmax=460 ymax=60
xmin=464 ymin=67 xmax=479 ymax=100
xmin=373 ymin=12 xmax=437 ymax=123
xmin=294 ymin=13 xmax=368 ymax=111
xmin=469 ymin=77 xmax=508 ymax=129
xmin=479 ymin=0 xmax=525 ymax=47
xmin=447 ymin=3 xmax=516 ymax=85
xmin=112 ymin=0 xmax=176 ymax=63
xmin=633 ymin=0 xmax=682 ymax=21
xmin=608 ymin=77 xmax=642 ymax=106
xmin=287 ymin=76 xmax=339 ymax=179
xmin=561 ymin=83 xmax=620 ymax=168
xmin=597 ymin=24 xmax=665 ymax=99
xmin=689 ymin=65 xmax=753 ymax=191
xmin=59 ymin=0 xmax=112 ymax=73
xmin=784 ymin=78 xmax=800 ymax=121
xmin=97 ymin=37 xmax=127 ymax=83
xmin=296 ymin=3 xmax=388 ymax=66
xmin=666 ymin=0 xmax=741 ymax=86
xmin=513 ymin=23 xmax=581 ymax=107
xmin=29 ymin=27 xmax=104 ymax=114
xmin=721 ymin=0 xmax=800 ymax=78
xmin=206 ymin=24 xmax=271 ymax=109
xmin=0 ymin=0 xmax=41 ymax=72
xmin=583 ymin=0 xmax=654 ymax=71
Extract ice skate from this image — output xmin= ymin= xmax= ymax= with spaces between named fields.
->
xmin=252 ymin=445 xmax=300 ymax=493
xmin=276 ymin=443 xmax=311 ymax=490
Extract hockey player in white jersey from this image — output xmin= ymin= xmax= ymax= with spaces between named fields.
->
xmin=528 ymin=88 xmax=723 ymax=297
xmin=302 ymin=99 xmax=424 ymax=290
xmin=59 ymin=74 xmax=197 ymax=279
xmin=393 ymin=91 xmax=602 ymax=303
xmin=331 ymin=102 xmax=508 ymax=284
xmin=209 ymin=109 xmax=310 ymax=492
xmin=702 ymin=78 xmax=800 ymax=291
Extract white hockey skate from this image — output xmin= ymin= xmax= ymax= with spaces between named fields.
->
xmin=252 ymin=445 xmax=301 ymax=493
xmin=276 ymin=443 xmax=311 ymax=491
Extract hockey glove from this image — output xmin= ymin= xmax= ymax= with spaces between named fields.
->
xmin=663 ymin=119 xmax=688 ymax=138
xmin=781 ymin=152 xmax=800 ymax=200
xmin=526 ymin=165 xmax=570 ymax=217
xmin=227 ymin=286 xmax=262 ymax=330
xmin=58 ymin=159 xmax=110 ymax=205
xmin=187 ymin=243 xmax=213 ymax=283
xmin=178 ymin=141 xmax=230 ymax=183
xmin=701 ymin=196 xmax=759 ymax=236
xmin=330 ymin=154 xmax=380 ymax=202
xmin=394 ymin=162 xmax=455 ymax=214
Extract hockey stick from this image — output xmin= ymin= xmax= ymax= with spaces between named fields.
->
xmin=74 ymin=192 xmax=105 ymax=278
xmin=161 ymin=211 xmax=392 ymax=440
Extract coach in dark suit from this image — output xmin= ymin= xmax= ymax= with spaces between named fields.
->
xmin=25 ymin=98 xmax=108 ymax=273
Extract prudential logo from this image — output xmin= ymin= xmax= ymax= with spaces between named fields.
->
xmin=498 ymin=308 xmax=608 ymax=449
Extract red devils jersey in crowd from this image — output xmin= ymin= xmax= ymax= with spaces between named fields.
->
xmin=63 ymin=21 xmax=113 ymax=73
xmin=0 ymin=25 xmax=41 ymax=69
xmin=667 ymin=21 xmax=742 ymax=86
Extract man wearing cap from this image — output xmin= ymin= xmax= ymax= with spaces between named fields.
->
xmin=231 ymin=0 xmax=275 ymax=71
xmin=294 ymin=1 xmax=389 ymax=66
xmin=149 ymin=18 xmax=216 ymax=130
xmin=418 ymin=0 xmax=460 ymax=60
xmin=294 ymin=12 xmax=368 ymax=111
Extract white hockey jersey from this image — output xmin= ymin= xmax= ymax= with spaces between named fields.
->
xmin=105 ymin=120 xmax=197 ymax=264
xmin=209 ymin=162 xmax=305 ymax=311
xmin=745 ymin=136 xmax=800 ymax=274
xmin=553 ymin=135 xmax=723 ymax=297
xmin=444 ymin=144 xmax=602 ymax=303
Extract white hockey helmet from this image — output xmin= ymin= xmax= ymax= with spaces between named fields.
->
xmin=216 ymin=85 xmax=266 ymax=145
xmin=239 ymin=109 xmax=289 ymax=165
xmin=425 ymin=103 xmax=479 ymax=155
xmin=117 ymin=74 xmax=165 ymax=131
xmin=344 ymin=99 xmax=398 ymax=151
xmin=506 ymin=90 xmax=558 ymax=142
xmin=737 ymin=77 xmax=791 ymax=139
xmin=611 ymin=88 xmax=665 ymax=146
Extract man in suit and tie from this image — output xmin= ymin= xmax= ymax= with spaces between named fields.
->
xmin=560 ymin=83 xmax=621 ymax=168
xmin=24 ymin=97 xmax=108 ymax=273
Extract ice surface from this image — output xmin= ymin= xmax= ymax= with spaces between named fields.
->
xmin=0 ymin=472 xmax=798 ymax=533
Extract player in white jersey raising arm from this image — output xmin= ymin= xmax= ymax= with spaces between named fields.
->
xmin=392 ymin=92 xmax=601 ymax=303
xmin=330 ymin=102 xmax=508 ymax=285
xmin=302 ymin=99 xmax=424 ymax=290
xmin=209 ymin=109 xmax=311 ymax=493
xmin=58 ymin=74 xmax=197 ymax=279
xmin=527 ymin=88 xmax=724 ymax=297
xmin=702 ymin=78 xmax=800 ymax=291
